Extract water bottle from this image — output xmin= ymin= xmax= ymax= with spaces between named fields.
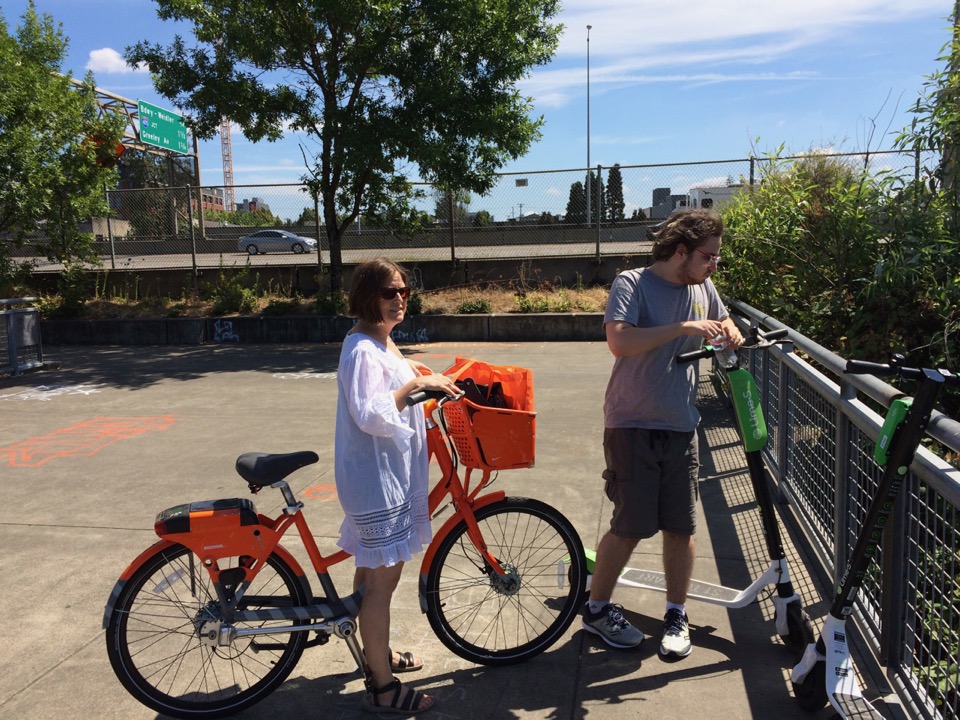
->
xmin=710 ymin=334 xmax=738 ymax=369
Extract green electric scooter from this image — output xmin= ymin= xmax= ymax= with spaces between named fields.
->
xmin=790 ymin=356 xmax=958 ymax=718
xmin=580 ymin=324 xmax=815 ymax=653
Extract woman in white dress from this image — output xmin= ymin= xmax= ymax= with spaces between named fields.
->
xmin=335 ymin=257 xmax=458 ymax=714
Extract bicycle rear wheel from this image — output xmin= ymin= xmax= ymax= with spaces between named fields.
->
xmin=105 ymin=543 xmax=309 ymax=718
xmin=424 ymin=497 xmax=586 ymax=666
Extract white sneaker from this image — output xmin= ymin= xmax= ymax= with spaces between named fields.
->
xmin=659 ymin=608 xmax=692 ymax=657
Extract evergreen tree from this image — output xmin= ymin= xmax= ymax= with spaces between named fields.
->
xmin=606 ymin=164 xmax=625 ymax=223
xmin=565 ymin=181 xmax=586 ymax=224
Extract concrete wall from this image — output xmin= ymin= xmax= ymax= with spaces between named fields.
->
xmin=39 ymin=312 xmax=606 ymax=346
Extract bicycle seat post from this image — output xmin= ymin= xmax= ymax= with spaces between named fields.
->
xmin=271 ymin=480 xmax=304 ymax=515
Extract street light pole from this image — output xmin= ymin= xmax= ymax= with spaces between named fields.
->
xmin=586 ymin=24 xmax=592 ymax=228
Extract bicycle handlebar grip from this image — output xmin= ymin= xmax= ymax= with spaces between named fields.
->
xmin=677 ymin=348 xmax=710 ymax=364
xmin=405 ymin=389 xmax=449 ymax=406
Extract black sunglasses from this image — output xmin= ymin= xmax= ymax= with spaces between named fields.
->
xmin=380 ymin=286 xmax=411 ymax=300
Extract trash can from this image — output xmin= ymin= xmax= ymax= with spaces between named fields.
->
xmin=1 ymin=297 xmax=44 ymax=375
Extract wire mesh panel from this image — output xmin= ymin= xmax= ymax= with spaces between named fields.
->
xmin=901 ymin=471 xmax=960 ymax=718
xmin=843 ymin=423 xmax=886 ymax=642
xmin=783 ymin=373 xmax=838 ymax=566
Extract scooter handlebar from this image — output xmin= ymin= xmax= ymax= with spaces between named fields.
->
xmin=845 ymin=358 xmax=960 ymax=384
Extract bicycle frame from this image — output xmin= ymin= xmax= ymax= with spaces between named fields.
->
xmin=103 ymin=397 xmax=511 ymax=642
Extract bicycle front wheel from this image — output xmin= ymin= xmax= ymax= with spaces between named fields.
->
xmin=105 ymin=543 xmax=309 ymax=719
xmin=425 ymin=497 xmax=586 ymax=666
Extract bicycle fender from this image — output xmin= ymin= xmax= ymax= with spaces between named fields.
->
xmin=102 ymin=538 xmax=176 ymax=629
xmin=102 ymin=540 xmax=311 ymax=629
xmin=417 ymin=491 xmax=506 ymax=613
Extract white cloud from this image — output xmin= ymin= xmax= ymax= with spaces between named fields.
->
xmin=525 ymin=0 xmax=945 ymax=108
xmin=86 ymin=48 xmax=147 ymax=74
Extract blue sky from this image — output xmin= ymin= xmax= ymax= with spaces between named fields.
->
xmin=2 ymin=0 xmax=954 ymax=217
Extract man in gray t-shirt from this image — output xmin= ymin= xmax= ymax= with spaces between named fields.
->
xmin=582 ymin=209 xmax=743 ymax=659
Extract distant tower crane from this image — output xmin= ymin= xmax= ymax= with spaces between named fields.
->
xmin=220 ymin=117 xmax=235 ymax=212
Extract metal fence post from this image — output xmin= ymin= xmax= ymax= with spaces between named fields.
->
xmin=187 ymin=185 xmax=198 ymax=293
xmin=595 ymin=164 xmax=603 ymax=263
xmin=448 ymin=193 xmax=456 ymax=263
xmin=104 ymin=183 xmax=116 ymax=270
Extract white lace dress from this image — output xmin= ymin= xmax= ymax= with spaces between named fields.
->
xmin=334 ymin=332 xmax=432 ymax=568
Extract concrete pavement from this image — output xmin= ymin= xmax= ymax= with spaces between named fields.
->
xmin=0 ymin=341 xmax=895 ymax=719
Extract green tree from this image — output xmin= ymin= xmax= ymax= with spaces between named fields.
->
xmin=565 ymin=181 xmax=586 ymax=224
xmin=126 ymin=0 xmax=562 ymax=295
xmin=606 ymin=164 xmax=625 ymax=223
xmin=433 ymin=189 xmax=470 ymax=226
xmin=473 ymin=210 xmax=492 ymax=227
xmin=0 ymin=2 xmax=124 ymax=293
xmin=585 ymin=170 xmax=604 ymax=225
xmin=720 ymin=151 xmax=882 ymax=346
xmin=116 ymin=149 xmax=195 ymax=240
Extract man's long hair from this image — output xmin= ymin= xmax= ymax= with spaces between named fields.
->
xmin=651 ymin=209 xmax=723 ymax=262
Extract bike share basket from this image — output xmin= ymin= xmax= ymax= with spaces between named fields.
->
xmin=441 ymin=357 xmax=536 ymax=471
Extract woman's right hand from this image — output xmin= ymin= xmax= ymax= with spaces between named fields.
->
xmin=416 ymin=372 xmax=460 ymax=397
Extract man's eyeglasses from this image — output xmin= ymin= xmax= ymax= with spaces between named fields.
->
xmin=693 ymin=248 xmax=722 ymax=264
xmin=380 ymin=286 xmax=412 ymax=300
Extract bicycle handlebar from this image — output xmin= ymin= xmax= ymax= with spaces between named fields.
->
xmin=405 ymin=389 xmax=464 ymax=407
xmin=676 ymin=326 xmax=789 ymax=364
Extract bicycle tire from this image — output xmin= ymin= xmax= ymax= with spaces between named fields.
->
xmin=424 ymin=497 xmax=587 ymax=666
xmin=105 ymin=543 xmax=309 ymax=718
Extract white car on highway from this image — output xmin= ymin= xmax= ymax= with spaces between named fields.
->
xmin=237 ymin=229 xmax=317 ymax=254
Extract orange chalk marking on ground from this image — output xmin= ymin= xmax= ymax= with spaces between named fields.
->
xmin=1 ymin=416 xmax=176 ymax=467
xmin=304 ymin=484 xmax=338 ymax=501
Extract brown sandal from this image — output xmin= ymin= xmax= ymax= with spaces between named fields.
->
xmin=363 ymin=646 xmax=425 ymax=674
xmin=363 ymin=677 xmax=434 ymax=715
xmin=390 ymin=647 xmax=424 ymax=673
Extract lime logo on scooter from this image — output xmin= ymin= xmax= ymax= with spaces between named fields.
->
xmin=727 ymin=369 xmax=767 ymax=453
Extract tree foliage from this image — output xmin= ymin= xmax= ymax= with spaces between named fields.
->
xmin=606 ymin=164 xmax=625 ymax=223
xmin=126 ymin=0 xmax=562 ymax=293
xmin=0 ymin=2 xmax=124 ymax=294
xmin=564 ymin=181 xmax=586 ymax=224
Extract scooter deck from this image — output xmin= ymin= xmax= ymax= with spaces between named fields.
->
xmin=832 ymin=692 xmax=884 ymax=719
xmin=618 ymin=568 xmax=742 ymax=604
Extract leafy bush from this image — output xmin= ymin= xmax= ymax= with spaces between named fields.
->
xmin=456 ymin=297 xmax=492 ymax=314
xmin=514 ymin=292 xmax=550 ymax=313
xmin=205 ymin=264 xmax=258 ymax=315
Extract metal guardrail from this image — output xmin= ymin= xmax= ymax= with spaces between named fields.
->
xmin=728 ymin=298 xmax=960 ymax=720
xmin=0 ymin=298 xmax=44 ymax=376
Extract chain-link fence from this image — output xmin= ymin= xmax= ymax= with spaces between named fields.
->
xmin=16 ymin=150 xmax=925 ymax=273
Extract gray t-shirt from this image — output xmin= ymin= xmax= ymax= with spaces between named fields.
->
xmin=603 ymin=267 xmax=727 ymax=431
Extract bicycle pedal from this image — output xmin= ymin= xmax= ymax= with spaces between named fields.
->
xmin=305 ymin=630 xmax=331 ymax=648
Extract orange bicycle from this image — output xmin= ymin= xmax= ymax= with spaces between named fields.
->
xmin=102 ymin=357 xmax=587 ymax=718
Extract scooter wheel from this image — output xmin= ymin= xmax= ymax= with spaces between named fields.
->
xmin=792 ymin=659 xmax=828 ymax=711
xmin=781 ymin=600 xmax=815 ymax=655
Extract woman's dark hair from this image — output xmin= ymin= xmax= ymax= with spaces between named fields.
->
xmin=348 ymin=257 xmax=409 ymax=323
xmin=650 ymin=209 xmax=724 ymax=262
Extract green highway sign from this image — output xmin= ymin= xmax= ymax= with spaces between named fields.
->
xmin=137 ymin=100 xmax=189 ymax=155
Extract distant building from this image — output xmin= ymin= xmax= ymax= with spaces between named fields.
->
xmin=239 ymin=197 xmax=271 ymax=214
xmin=686 ymin=183 xmax=744 ymax=210
xmin=646 ymin=187 xmax=687 ymax=220
xmin=645 ymin=183 xmax=745 ymax=219
xmin=196 ymin=187 xmax=227 ymax=213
